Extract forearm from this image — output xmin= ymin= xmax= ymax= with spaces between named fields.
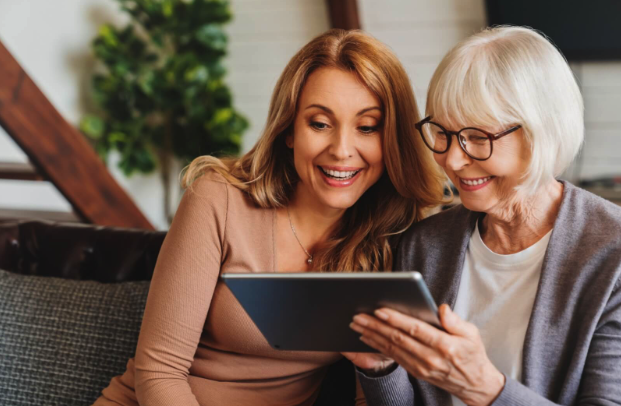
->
xmin=134 ymin=373 xmax=200 ymax=406
xmin=357 ymin=365 xmax=414 ymax=406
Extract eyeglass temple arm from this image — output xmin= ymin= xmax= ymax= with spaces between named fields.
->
xmin=493 ymin=125 xmax=522 ymax=140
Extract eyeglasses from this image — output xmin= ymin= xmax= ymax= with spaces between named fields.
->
xmin=415 ymin=116 xmax=522 ymax=161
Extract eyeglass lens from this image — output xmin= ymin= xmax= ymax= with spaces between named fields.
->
xmin=420 ymin=123 xmax=492 ymax=160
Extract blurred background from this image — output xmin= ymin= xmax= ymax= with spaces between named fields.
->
xmin=1 ymin=0 xmax=620 ymax=230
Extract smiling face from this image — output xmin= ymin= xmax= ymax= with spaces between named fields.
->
xmin=287 ymin=67 xmax=384 ymax=212
xmin=432 ymin=121 xmax=530 ymax=214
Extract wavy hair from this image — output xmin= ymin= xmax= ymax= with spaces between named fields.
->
xmin=182 ymin=29 xmax=445 ymax=272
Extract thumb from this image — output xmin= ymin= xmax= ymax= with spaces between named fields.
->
xmin=439 ymin=304 xmax=472 ymax=337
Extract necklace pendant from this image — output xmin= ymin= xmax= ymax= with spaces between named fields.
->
xmin=307 ymin=258 xmax=313 ymax=264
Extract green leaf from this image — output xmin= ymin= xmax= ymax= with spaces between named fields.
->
xmin=80 ymin=115 xmax=105 ymax=139
xmin=109 ymin=131 xmax=128 ymax=143
xmin=99 ymin=24 xmax=119 ymax=47
xmin=184 ymin=65 xmax=209 ymax=83
xmin=195 ymin=24 xmax=227 ymax=51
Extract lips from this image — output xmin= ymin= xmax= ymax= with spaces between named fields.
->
xmin=460 ymin=176 xmax=493 ymax=186
xmin=319 ymin=167 xmax=360 ymax=180
xmin=318 ymin=166 xmax=363 ymax=188
xmin=458 ymin=175 xmax=495 ymax=191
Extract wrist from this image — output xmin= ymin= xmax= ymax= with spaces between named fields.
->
xmin=360 ymin=360 xmax=397 ymax=377
xmin=483 ymin=370 xmax=505 ymax=406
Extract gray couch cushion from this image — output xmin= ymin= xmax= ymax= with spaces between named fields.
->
xmin=0 ymin=269 xmax=149 ymax=406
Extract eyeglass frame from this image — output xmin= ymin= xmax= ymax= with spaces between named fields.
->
xmin=414 ymin=116 xmax=522 ymax=161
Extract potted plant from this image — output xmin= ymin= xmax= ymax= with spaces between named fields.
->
xmin=80 ymin=0 xmax=248 ymax=223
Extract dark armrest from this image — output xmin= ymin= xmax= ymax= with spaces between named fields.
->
xmin=0 ymin=220 xmax=165 ymax=282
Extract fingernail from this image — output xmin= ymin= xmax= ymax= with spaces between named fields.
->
xmin=375 ymin=310 xmax=389 ymax=320
xmin=349 ymin=322 xmax=363 ymax=332
xmin=353 ymin=315 xmax=368 ymax=326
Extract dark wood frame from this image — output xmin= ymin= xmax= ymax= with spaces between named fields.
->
xmin=0 ymin=41 xmax=154 ymax=229
xmin=326 ymin=0 xmax=361 ymax=30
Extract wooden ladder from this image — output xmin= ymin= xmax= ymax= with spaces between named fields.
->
xmin=0 ymin=41 xmax=153 ymax=229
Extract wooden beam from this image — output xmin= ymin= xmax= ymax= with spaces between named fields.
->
xmin=326 ymin=0 xmax=361 ymax=30
xmin=0 ymin=41 xmax=154 ymax=230
xmin=0 ymin=208 xmax=80 ymax=223
xmin=0 ymin=162 xmax=44 ymax=181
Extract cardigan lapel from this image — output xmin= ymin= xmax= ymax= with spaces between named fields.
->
xmin=520 ymin=181 xmax=584 ymax=400
xmin=415 ymin=207 xmax=481 ymax=406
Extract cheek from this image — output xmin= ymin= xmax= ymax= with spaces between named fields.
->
xmin=362 ymin=136 xmax=384 ymax=171
xmin=433 ymin=153 xmax=448 ymax=173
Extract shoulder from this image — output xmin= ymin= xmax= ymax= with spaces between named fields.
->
xmin=185 ymin=169 xmax=252 ymax=209
xmin=561 ymin=181 xmax=621 ymax=233
xmin=400 ymin=204 xmax=476 ymax=247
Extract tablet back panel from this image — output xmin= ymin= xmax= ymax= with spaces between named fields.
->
xmin=222 ymin=272 xmax=439 ymax=352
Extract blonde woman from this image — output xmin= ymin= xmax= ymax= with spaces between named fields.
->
xmin=347 ymin=26 xmax=621 ymax=406
xmin=93 ymin=29 xmax=444 ymax=406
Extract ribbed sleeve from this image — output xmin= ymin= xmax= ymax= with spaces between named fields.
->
xmin=357 ymin=365 xmax=414 ymax=406
xmin=133 ymin=175 xmax=228 ymax=406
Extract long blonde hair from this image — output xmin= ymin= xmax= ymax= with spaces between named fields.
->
xmin=182 ymin=29 xmax=444 ymax=272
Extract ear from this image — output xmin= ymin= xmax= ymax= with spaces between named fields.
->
xmin=285 ymin=133 xmax=294 ymax=149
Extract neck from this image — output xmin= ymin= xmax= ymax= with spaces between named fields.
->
xmin=480 ymin=181 xmax=563 ymax=255
xmin=287 ymin=187 xmax=345 ymax=252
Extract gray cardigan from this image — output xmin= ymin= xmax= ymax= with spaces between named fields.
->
xmin=358 ymin=181 xmax=621 ymax=406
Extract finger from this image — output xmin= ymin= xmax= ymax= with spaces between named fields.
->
xmin=375 ymin=308 xmax=447 ymax=349
xmin=360 ymin=333 xmax=451 ymax=382
xmin=438 ymin=305 xmax=476 ymax=338
xmin=341 ymin=351 xmax=393 ymax=370
xmin=356 ymin=316 xmax=438 ymax=362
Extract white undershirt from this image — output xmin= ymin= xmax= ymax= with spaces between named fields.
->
xmin=450 ymin=221 xmax=551 ymax=406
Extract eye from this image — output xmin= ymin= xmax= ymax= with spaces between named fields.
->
xmin=436 ymin=130 xmax=448 ymax=139
xmin=310 ymin=121 xmax=329 ymax=131
xmin=359 ymin=125 xmax=379 ymax=134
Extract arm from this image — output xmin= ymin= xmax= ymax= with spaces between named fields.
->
xmin=134 ymin=176 xmax=228 ymax=406
xmin=355 ymin=372 xmax=368 ymax=406
xmin=352 ymin=288 xmax=621 ymax=406
xmin=356 ymin=365 xmax=414 ymax=406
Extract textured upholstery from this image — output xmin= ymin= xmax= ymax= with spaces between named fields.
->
xmin=0 ymin=269 xmax=150 ymax=406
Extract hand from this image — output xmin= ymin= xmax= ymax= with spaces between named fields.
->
xmin=350 ymin=304 xmax=505 ymax=406
xmin=341 ymin=351 xmax=395 ymax=376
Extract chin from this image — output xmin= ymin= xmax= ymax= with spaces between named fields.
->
xmin=320 ymin=195 xmax=360 ymax=210
xmin=459 ymin=196 xmax=494 ymax=214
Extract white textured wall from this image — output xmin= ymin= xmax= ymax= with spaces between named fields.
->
xmin=0 ymin=0 xmax=620 ymax=229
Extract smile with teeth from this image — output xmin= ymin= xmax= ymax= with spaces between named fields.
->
xmin=319 ymin=167 xmax=360 ymax=180
xmin=460 ymin=176 xmax=493 ymax=186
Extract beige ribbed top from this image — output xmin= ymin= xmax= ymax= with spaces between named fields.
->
xmin=93 ymin=172 xmax=363 ymax=406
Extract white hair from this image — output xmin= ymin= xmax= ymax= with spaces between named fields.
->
xmin=426 ymin=25 xmax=584 ymax=195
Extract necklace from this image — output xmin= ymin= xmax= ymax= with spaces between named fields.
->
xmin=286 ymin=206 xmax=313 ymax=264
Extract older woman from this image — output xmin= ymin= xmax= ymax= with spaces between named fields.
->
xmin=345 ymin=26 xmax=621 ymax=405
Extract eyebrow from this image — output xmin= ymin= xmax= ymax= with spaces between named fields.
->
xmin=304 ymin=104 xmax=381 ymax=116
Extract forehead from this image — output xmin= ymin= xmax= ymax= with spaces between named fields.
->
xmin=298 ymin=68 xmax=381 ymax=113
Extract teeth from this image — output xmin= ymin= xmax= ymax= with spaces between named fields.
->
xmin=321 ymin=167 xmax=359 ymax=179
xmin=461 ymin=177 xmax=491 ymax=186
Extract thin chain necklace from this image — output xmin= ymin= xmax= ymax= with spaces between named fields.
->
xmin=286 ymin=206 xmax=313 ymax=264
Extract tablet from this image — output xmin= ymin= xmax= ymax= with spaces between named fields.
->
xmin=221 ymin=271 xmax=440 ymax=352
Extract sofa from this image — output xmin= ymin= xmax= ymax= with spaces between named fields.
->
xmin=0 ymin=220 xmax=354 ymax=406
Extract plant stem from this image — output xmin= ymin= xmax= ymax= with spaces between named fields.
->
xmin=160 ymin=113 xmax=174 ymax=226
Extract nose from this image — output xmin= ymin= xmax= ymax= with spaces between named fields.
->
xmin=329 ymin=126 xmax=354 ymax=160
xmin=441 ymin=136 xmax=471 ymax=171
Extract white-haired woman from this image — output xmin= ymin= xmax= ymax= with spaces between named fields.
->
xmin=344 ymin=26 xmax=621 ymax=405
